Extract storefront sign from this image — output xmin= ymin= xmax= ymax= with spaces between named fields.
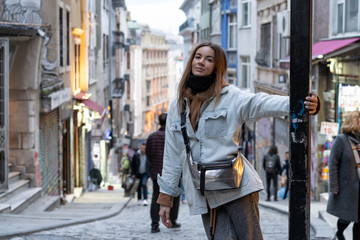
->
xmin=320 ymin=121 xmax=339 ymax=136
xmin=49 ymin=88 xmax=72 ymax=110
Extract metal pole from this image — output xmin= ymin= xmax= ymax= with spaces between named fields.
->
xmin=289 ymin=0 xmax=312 ymax=239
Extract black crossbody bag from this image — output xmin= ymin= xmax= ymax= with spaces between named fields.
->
xmin=180 ymin=100 xmax=245 ymax=196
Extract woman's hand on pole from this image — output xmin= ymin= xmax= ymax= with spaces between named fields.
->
xmin=304 ymin=93 xmax=319 ymax=115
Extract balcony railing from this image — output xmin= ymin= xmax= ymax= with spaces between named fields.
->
xmin=112 ymin=0 xmax=125 ymax=8
xmin=179 ymin=18 xmax=196 ymax=33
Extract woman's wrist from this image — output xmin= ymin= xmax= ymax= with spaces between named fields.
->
xmin=157 ymin=192 xmax=174 ymax=207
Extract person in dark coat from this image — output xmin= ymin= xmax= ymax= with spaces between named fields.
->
xmin=327 ymin=111 xmax=360 ymax=240
xmin=131 ymin=143 xmax=151 ymax=206
xmin=263 ymin=145 xmax=282 ymax=201
xmin=146 ymin=113 xmax=181 ymax=233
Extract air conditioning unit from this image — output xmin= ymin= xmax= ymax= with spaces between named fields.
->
xmin=277 ymin=10 xmax=290 ymax=38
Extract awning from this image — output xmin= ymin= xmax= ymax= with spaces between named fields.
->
xmin=74 ymin=92 xmax=106 ymax=119
xmin=279 ymin=37 xmax=360 ymax=69
xmin=82 ymin=99 xmax=106 ymax=118
xmin=312 ymin=37 xmax=360 ymax=60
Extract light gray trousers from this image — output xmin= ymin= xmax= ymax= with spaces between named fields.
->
xmin=201 ymin=192 xmax=263 ymax=240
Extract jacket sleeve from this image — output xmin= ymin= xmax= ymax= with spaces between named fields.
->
xmin=157 ymin=103 xmax=184 ymax=197
xmin=145 ymin=136 xmax=152 ymax=165
xmin=131 ymin=153 xmax=137 ymax=176
xmin=328 ymin=135 xmax=344 ymax=193
xmin=235 ymin=91 xmax=289 ymax=122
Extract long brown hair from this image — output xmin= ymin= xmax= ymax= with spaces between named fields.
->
xmin=177 ymin=42 xmax=227 ymax=112
xmin=341 ymin=111 xmax=360 ymax=135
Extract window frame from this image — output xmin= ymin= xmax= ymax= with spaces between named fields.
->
xmin=240 ymin=56 xmax=250 ymax=89
xmin=58 ymin=2 xmax=64 ymax=72
xmin=241 ymin=0 xmax=251 ymax=27
xmin=227 ymin=72 xmax=236 ymax=85
xmin=334 ymin=0 xmax=359 ymax=34
xmin=73 ymin=37 xmax=81 ymax=93
xmin=65 ymin=5 xmax=71 ymax=71
xmin=228 ymin=13 xmax=237 ymax=49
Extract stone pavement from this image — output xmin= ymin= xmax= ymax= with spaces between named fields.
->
xmin=0 ymin=181 xmax=350 ymax=239
xmin=0 ymin=184 xmax=131 ymax=239
xmin=258 ymin=192 xmax=352 ymax=239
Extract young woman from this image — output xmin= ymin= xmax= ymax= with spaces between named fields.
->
xmin=327 ymin=111 xmax=360 ymax=240
xmin=156 ymin=42 xmax=319 ymax=239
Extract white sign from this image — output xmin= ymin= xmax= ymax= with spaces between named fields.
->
xmin=320 ymin=121 xmax=339 ymax=136
xmin=49 ymin=88 xmax=72 ymax=110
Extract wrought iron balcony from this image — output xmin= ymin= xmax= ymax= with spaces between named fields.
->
xmin=112 ymin=0 xmax=125 ymax=8
xmin=179 ymin=18 xmax=196 ymax=33
xmin=112 ymin=78 xmax=125 ymax=98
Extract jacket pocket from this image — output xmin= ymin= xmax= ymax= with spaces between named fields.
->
xmin=169 ymin=121 xmax=186 ymax=149
xmin=204 ymin=108 xmax=228 ymax=138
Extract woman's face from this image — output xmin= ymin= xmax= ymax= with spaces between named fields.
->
xmin=191 ymin=46 xmax=216 ymax=77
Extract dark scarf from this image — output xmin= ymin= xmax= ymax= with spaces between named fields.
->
xmin=187 ymin=73 xmax=216 ymax=95
xmin=184 ymin=74 xmax=228 ymax=131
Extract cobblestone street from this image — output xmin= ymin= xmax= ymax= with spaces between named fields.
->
xmin=9 ymin=194 xmax=315 ymax=240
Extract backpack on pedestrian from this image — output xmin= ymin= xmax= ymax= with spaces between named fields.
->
xmin=265 ymin=154 xmax=277 ymax=174
xmin=122 ymin=156 xmax=130 ymax=170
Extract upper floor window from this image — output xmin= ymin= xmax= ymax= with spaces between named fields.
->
xmin=241 ymin=0 xmax=251 ymax=27
xmin=256 ymin=23 xmax=271 ymax=67
xmin=230 ymin=0 xmax=237 ymax=8
xmin=66 ymin=10 xmax=70 ymax=67
xmin=103 ymin=0 xmax=109 ymax=11
xmin=228 ymin=14 xmax=237 ymax=49
xmin=201 ymin=0 xmax=210 ymax=14
xmin=59 ymin=6 xmax=64 ymax=68
xmin=240 ymin=56 xmax=250 ymax=88
xmin=146 ymin=80 xmax=151 ymax=94
xmin=74 ymin=37 xmax=81 ymax=93
xmin=227 ymin=72 xmax=236 ymax=85
xmin=103 ymin=34 xmax=109 ymax=67
xmin=333 ymin=0 xmax=359 ymax=34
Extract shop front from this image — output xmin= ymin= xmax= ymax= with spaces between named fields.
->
xmin=313 ymin=37 xmax=360 ymax=199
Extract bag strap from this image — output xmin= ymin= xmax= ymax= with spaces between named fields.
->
xmin=180 ymin=99 xmax=210 ymax=196
xmin=348 ymin=136 xmax=360 ymax=168
xmin=180 ymin=100 xmax=191 ymax=156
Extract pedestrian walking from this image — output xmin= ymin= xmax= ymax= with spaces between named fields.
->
xmin=146 ymin=113 xmax=181 ymax=233
xmin=156 ymin=42 xmax=320 ymax=240
xmin=263 ymin=145 xmax=282 ymax=201
xmin=281 ymin=151 xmax=290 ymax=200
xmin=131 ymin=143 xmax=150 ymax=206
xmin=327 ymin=111 xmax=360 ymax=240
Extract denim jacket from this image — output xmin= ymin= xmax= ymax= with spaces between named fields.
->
xmin=158 ymin=85 xmax=289 ymax=215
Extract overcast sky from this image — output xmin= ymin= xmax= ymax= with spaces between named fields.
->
xmin=125 ymin=0 xmax=186 ymax=35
